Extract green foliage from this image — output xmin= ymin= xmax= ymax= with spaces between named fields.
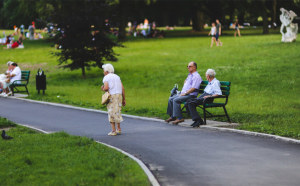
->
xmin=51 ymin=0 xmax=120 ymax=77
xmin=0 ymin=117 xmax=16 ymax=128
xmin=0 ymin=125 xmax=149 ymax=185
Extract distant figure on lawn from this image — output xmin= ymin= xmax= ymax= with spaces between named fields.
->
xmin=234 ymin=19 xmax=241 ymax=37
xmin=208 ymin=22 xmax=217 ymax=47
xmin=101 ymin=64 xmax=126 ymax=136
xmin=216 ymin=19 xmax=223 ymax=46
xmin=186 ymin=69 xmax=222 ymax=128
xmin=165 ymin=61 xmax=202 ymax=125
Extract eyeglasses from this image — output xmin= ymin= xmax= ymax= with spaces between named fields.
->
xmin=187 ymin=66 xmax=194 ymax=68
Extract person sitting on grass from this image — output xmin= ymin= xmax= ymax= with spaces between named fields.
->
xmin=186 ymin=69 xmax=222 ymax=128
xmin=165 ymin=61 xmax=202 ymax=125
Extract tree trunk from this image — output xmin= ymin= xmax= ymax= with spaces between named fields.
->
xmin=262 ymin=1 xmax=269 ymax=34
xmin=192 ymin=9 xmax=204 ymax=31
xmin=272 ymin=0 xmax=277 ymax=29
xmin=81 ymin=63 xmax=86 ymax=78
xmin=118 ymin=0 xmax=126 ymax=41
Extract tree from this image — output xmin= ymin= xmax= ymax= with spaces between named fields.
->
xmin=51 ymin=0 xmax=120 ymax=77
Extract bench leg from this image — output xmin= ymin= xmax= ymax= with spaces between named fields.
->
xmin=25 ymin=86 xmax=29 ymax=96
xmin=11 ymin=86 xmax=14 ymax=96
xmin=203 ymin=107 xmax=207 ymax=124
xmin=223 ymin=106 xmax=231 ymax=123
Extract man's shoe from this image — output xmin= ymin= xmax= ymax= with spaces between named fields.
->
xmin=172 ymin=119 xmax=184 ymax=125
xmin=190 ymin=121 xmax=198 ymax=127
xmin=165 ymin=117 xmax=176 ymax=123
xmin=191 ymin=119 xmax=204 ymax=128
xmin=192 ymin=119 xmax=205 ymax=128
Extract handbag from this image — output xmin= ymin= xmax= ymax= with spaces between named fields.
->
xmin=101 ymin=92 xmax=111 ymax=105
xmin=170 ymin=84 xmax=179 ymax=97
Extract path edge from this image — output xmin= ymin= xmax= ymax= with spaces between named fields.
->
xmin=16 ymin=123 xmax=160 ymax=186
xmin=202 ymin=126 xmax=300 ymax=144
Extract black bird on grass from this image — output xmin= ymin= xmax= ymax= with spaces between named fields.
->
xmin=1 ymin=130 xmax=13 ymax=140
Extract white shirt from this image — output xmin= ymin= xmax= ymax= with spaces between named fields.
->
xmin=10 ymin=66 xmax=22 ymax=84
xmin=211 ymin=27 xmax=216 ymax=35
xmin=204 ymin=78 xmax=222 ymax=95
xmin=103 ymin=73 xmax=122 ymax=95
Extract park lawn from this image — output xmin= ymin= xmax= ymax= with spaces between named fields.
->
xmin=0 ymin=29 xmax=299 ymax=139
xmin=0 ymin=118 xmax=150 ymax=185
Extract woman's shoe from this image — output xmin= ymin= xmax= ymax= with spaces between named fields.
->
xmin=116 ymin=130 xmax=121 ymax=135
xmin=108 ymin=131 xmax=117 ymax=136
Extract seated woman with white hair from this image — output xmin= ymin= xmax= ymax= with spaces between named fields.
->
xmin=186 ymin=69 xmax=222 ymax=127
xmin=101 ymin=63 xmax=126 ymax=136
xmin=0 ymin=61 xmax=13 ymax=96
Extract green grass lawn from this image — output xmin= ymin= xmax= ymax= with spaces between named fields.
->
xmin=0 ymin=119 xmax=149 ymax=185
xmin=0 ymin=28 xmax=299 ymax=139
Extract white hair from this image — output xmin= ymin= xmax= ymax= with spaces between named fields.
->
xmin=206 ymin=69 xmax=216 ymax=77
xmin=102 ymin=63 xmax=114 ymax=73
xmin=7 ymin=61 xmax=13 ymax=66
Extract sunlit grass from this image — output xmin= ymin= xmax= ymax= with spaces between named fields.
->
xmin=0 ymin=119 xmax=149 ymax=185
xmin=0 ymin=29 xmax=299 ymax=139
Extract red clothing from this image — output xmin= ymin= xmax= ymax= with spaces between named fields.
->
xmin=11 ymin=42 xmax=19 ymax=48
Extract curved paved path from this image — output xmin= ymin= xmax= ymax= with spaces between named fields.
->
xmin=1 ymin=97 xmax=300 ymax=186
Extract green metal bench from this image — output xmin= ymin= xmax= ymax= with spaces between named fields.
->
xmin=10 ymin=70 xmax=30 ymax=96
xmin=182 ymin=80 xmax=231 ymax=124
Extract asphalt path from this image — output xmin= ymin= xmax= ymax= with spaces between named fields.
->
xmin=1 ymin=97 xmax=300 ymax=186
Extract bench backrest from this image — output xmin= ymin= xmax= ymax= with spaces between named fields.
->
xmin=21 ymin=71 xmax=30 ymax=81
xmin=199 ymin=80 xmax=231 ymax=96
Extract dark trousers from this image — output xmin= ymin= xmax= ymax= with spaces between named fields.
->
xmin=186 ymin=93 xmax=213 ymax=121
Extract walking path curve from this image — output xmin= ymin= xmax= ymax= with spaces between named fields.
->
xmin=1 ymin=97 xmax=300 ymax=186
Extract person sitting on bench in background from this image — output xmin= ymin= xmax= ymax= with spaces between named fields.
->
xmin=1 ymin=62 xmax=21 ymax=97
xmin=165 ymin=61 xmax=202 ymax=125
xmin=186 ymin=69 xmax=222 ymax=128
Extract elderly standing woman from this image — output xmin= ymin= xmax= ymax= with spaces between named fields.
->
xmin=101 ymin=64 xmax=126 ymax=136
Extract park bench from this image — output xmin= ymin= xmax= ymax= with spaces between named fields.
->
xmin=10 ymin=70 xmax=30 ymax=96
xmin=183 ymin=80 xmax=231 ymax=124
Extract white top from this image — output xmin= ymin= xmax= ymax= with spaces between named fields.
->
xmin=211 ymin=27 xmax=216 ymax=35
xmin=10 ymin=66 xmax=22 ymax=84
xmin=204 ymin=78 xmax=222 ymax=95
xmin=103 ymin=73 xmax=122 ymax=95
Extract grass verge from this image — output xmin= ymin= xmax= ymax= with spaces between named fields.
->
xmin=0 ymin=118 xmax=150 ymax=185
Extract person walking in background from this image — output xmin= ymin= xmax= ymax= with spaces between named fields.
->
xmin=208 ymin=22 xmax=217 ymax=47
xmin=165 ymin=61 xmax=202 ymax=125
xmin=216 ymin=19 xmax=223 ymax=46
xmin=101 ymin=64 xmax=126 ymax=136
xmin=234 ymin=19 xmax=241 ymax=37
xmin=186 ymin=69 xmax=222 ymax=128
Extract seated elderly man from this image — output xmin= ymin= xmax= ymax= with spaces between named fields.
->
xmin=186 ymin=69 xmax=222 ymax=128
xmin=166 ymin=61 xmax=202 ymax=125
